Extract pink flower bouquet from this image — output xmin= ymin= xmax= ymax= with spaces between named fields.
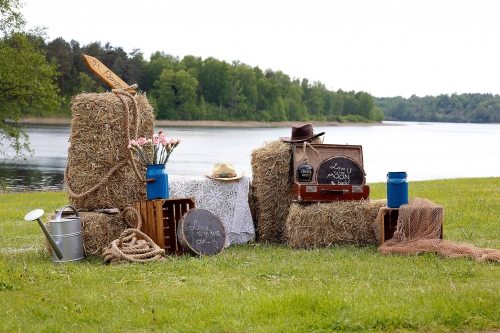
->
xmin=128 ymin=129 xmax=181 ymax=165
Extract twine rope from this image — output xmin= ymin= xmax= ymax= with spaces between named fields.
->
xmin=64 ymin=84 xmax=146 ymax=199
xmin=102 ymin=206 xmax=166 ymax=263
xmin=302 ymin=141 xmax=323 ymax=164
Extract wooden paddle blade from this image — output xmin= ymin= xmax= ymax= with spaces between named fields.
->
xmin=82 ymin=54 xmax=136 ymax=95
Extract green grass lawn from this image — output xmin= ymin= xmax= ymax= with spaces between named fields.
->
xmin=1 ymin=178 xmax=499 ymax=333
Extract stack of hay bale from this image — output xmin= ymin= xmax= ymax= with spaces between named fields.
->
xmin=47 ymin=91 xmax=155 ymax=257
xmin=251 ymin=138 xmax=385 ymax=249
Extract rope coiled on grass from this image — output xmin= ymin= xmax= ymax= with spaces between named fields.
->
xmin=102 ymin=206 xmax=165 ymax=264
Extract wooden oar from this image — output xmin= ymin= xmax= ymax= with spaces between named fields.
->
xmin=82 ymin=54 xmax=136 ymax=95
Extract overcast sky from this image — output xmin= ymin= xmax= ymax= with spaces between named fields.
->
xmin=21 ymin=0 xmax=500 ymax=98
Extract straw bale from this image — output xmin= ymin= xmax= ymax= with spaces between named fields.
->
xmin=285 ymin=199 xmax=387 ymax=249
xmin=250 ymin=138 xmax=322 ymax=243
xmin=45 ymin=211 xmax=128 ymax=257
xmin=65 ymin=92 xmax=154 ymax=210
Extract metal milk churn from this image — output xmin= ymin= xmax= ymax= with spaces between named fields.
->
xmin=24 ymin=205 xmax=84 ymax=263
xmin=386 ymin=172 xmax=409 ymax=208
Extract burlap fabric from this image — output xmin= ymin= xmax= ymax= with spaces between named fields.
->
xmin=374 ymin=197 xmax=500 ymax=262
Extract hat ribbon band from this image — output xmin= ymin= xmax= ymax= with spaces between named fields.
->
xmin=290 ymin=133 xmax=315 ymax=140
xmin=213 ymin=173 xmax=237 ymax=178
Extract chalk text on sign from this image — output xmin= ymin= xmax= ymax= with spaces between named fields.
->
xmin=327 ymin=163 xmax=352 ymax=185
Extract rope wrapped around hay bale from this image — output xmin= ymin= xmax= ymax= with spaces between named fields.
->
xmin=65 ymin=87 xmax=154 ymax=210
xmin=286 ymin=199 xmax=387 ymax=249
xmin=46 ymin=210 xmax=128 ymax=257
xmin=250 ymin=138 xmax=322 ymax=243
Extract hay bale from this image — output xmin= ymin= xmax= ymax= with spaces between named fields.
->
xmin=65 ymin=92 xmax=154 ymax=210
xmin=45 ymin=211 xmax=128 ymax=257
xmin=250 ymin=140 xmax=294 ymax=243
xmin=248 ymin=181 xmax=259 ymax=233
xmin=286 ymin=199 xmax=387 ymax=249
xmin=250 ymin=138 xmax=322 ymax=243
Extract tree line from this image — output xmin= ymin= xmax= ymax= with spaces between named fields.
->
xmin=375 ymin=94 xmax=500 ymax=123
xmin=44 ymin=38 xmax=385 ymax=123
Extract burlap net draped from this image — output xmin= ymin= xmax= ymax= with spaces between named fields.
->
xmin=374 ymin=197 xmax=500 ymax=262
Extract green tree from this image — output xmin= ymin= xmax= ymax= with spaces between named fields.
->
xmin=0 ymin=0 xmax=61 ymax=158
xmin=152 ymin=69 xmax=176 ymax=119
xmin=285 ymin=84 xmax=307 ymax=121
xmin=46 ymin=37 xmax=73 ymax=100
xmin=228 ymin=62 xmax=258 ymax=120
xmin=174 ymin=69 xmax=198 ymax=120
xmin=71 ymin=72 xmax=102 ymax=95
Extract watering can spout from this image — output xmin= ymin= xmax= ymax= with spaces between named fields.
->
xmin=24 ymin=209 xmax=63 ymax=260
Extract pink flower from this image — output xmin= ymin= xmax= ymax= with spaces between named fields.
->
xmin=137 ymin=137 xmax=147 ymax=146
xmin=159 ymin=135 xmax=167 ymax=145
xmin=170 ymin=139 xmax=177 ymax=144
xmin=158 ymin=129 xmax=164 ymax=135
xmin=146 ymin=138 xmax=152 ymax=144
xmin=127 ymin=144 xmax=132 ymax=149
xmin=167 ymin=144 xmax=172 ymax=151
xmin=129 ymin=140 xmax=138 ymax=147
xmin=153 ymin=136 xmax=159 ymax=145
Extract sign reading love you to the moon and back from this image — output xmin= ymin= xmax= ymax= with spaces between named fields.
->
xmin=316 ymin=157 xmax=365 ymax=185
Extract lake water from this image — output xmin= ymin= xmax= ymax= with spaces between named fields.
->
xmin=1 ymin=121 xmax=499 ymax=191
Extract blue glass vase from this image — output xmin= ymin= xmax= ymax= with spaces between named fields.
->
xmin=146 ymin=164 xmax=169 ymax=200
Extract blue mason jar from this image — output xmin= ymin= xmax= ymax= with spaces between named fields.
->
xmin=146 ymin=164 xmax=169 ymax=200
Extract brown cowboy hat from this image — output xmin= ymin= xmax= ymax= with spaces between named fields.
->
xmin=205 ymin=162 xmax=245 ymax=181
xmin=280 ymin=123 xmax=325 ymax=143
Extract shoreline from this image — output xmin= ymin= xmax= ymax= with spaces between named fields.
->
xmin=21 ymin=118 xmax=398 ymax=127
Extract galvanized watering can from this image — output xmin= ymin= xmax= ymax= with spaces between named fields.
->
xmin=24 ymin=205 xmax=84 ymax=263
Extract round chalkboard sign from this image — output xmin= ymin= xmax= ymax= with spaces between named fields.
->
xmin=317 ymin=156 xmax=365 ymax=185
xmin=177 ymin=209 xmax=226 ymax=256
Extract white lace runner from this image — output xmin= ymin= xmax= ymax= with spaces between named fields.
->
xmin=169 ymin=175 xmax=255 ymax=247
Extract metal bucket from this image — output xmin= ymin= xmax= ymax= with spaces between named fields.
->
xmin=387 ymin=172 xmax=408 ymax=208
xmin=49 ymin=205 xmax=84 ymax=262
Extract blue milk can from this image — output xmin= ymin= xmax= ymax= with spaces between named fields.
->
xmin=146 ymin=164 xmax=169 ymax=200
xmin=387 ymin=172 xmax=408 ymax=208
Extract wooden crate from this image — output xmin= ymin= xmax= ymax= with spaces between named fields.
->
xmin=134 ymin=197 xmax=195 ymax=255
xmin=378 ymin=207 xmax=444 ymax=244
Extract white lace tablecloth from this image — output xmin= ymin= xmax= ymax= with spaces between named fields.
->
xmin=168 ymin=175 xmax=255 ymax=247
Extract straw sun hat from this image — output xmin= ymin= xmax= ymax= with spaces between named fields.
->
xmin=205 ymin=162 xmax=245 ymax=181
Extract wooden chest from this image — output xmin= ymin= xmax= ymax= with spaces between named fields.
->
xmin=292 ymin=143 xmax=369 ymax=202
xmin=134 ymin=197 xmax=196 ymax=255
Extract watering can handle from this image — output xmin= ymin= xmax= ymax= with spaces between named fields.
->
xmin=55 ymin=205 xmax=80 ymax=220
